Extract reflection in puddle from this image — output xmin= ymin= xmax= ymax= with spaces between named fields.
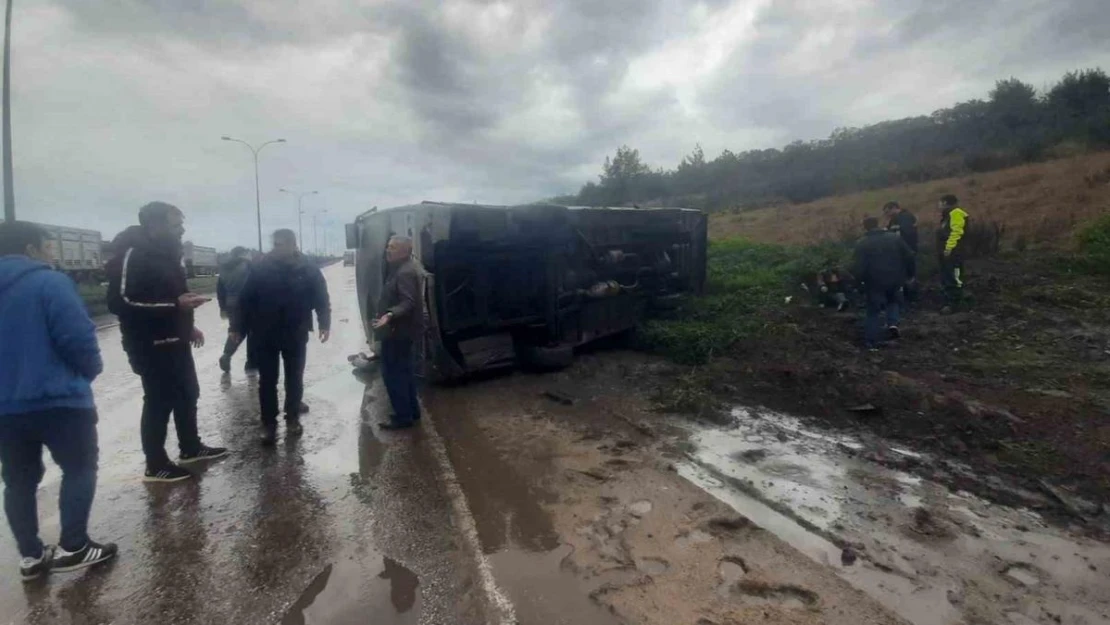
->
xmin=682 ymin=407 xmax=1110 ymax=625
xmin=282 ymin=556 xmax=420 ymax=625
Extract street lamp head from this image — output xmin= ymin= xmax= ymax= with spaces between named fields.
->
xmin=276 ymin=139 xmax=287 ymax=143
xmin=279 ymin=188 xmax=289 ymax=193
xmin=220 ymin=136 xmax=232 ymax=141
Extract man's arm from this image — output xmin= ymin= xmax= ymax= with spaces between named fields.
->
xmin=945 ymin=209 xmax=966 ymax=254
xmin=313 ymin=267 xmax=332 ymax=332
xmin=107 ymin=248 xmax=179 ymax=319
xmin=387 ymin=266 xmax=419 ymax=321
xmin=901 ymin=239 xmax=917 ymax=279
xmin=850 ymin=244 xmax=867 ymax=289
xmin=232 ymin=272 xmax=255 ymax=336
xmin=217 ymin=275 xmax=228 ymax=314
xmin=42 ymin=273 xmax=103 ymax=381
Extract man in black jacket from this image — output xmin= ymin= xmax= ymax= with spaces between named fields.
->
xmin=851 ymin=217 xmax=916 ymax=350
xmin=233 ymin=230 xmax=331 ymax=445
xmin=217 ymin=246 xmax=254 ymax=373
xmin=883 ymin=201 xmax=919 ymax=301
xmin=106 ymin=202 xmax=228 ymax=482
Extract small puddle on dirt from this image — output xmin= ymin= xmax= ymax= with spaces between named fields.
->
xmin=489 ymin=544 xmax=622 ymax=625
xmin=681 ymin=407 xmax=1110 ymax=625
xmin=281 ymin=556 xmax=420 ymax=625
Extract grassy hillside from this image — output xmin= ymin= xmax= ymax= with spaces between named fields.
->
xmin=709 ymin=151 xmax=1110 ymax=250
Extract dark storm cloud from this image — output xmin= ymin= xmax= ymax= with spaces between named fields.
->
xmin=13 ymin=0 xmax=1110 ymax=248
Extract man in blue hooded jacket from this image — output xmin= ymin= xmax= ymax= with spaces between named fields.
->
xmin=0 ymin=221 xmax=117 ymax=581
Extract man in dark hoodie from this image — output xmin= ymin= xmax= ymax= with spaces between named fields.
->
xmin=0 ymin=222 xmax=117 ymax=580
xmin=217 ymin=246 xmax=255 ymax=373
xmin=232 ymin=229 xmax=331 ymax=445
xmin=106 ymin=202 xmax=228 ymax=482
xmin=852 ymin=217 xmax=916 ymax=350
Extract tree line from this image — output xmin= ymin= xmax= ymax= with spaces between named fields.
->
xmin=552 ymin=68 xmax=1110 ymax=210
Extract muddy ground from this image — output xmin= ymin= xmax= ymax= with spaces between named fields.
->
xmin=426 ymin=351 xmax=1110 ymax=625
xmin=667 ymin=254 xmax=1110 ymax=520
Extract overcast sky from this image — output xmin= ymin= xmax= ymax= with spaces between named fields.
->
xmin=10 ymin=0 xmax=1109 ymax=250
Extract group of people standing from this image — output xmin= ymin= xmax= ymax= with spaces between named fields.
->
xmin=849 ymin=194 xmax=970 ymax=349
xmin=0 ymin=201 xmax=333 ymax=580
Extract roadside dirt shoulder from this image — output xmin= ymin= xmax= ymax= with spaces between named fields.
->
xmin=426 ymin=356 xmax=907 ymax=625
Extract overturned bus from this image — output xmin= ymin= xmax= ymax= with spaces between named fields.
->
xmin=345 ymin=202 xmax=707 ymax=382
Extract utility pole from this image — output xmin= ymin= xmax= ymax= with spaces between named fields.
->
xmin=221 ymin=136 xmax=286 ymax=251
xmin=3 ymin=0 xmax=15 ymax=221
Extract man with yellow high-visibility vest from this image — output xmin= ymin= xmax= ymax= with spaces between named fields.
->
xmin=936 ymin=194 xmax=969 ymax=313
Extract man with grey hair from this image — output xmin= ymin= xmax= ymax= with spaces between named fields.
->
xmin=372 ymin=235 xmax=424 ymax=430
xmin=233 ymin=229 xmax=331 ymax=445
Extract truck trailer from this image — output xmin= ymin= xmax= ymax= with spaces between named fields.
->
xmin=346 ymin=202 xmax=707 ymax=383
xmin=30 ymin=223 xmax=103 ymax=282
xmin=183 ymin=242 xmax=219 ymax=278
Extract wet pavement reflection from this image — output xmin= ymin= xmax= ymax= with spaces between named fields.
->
xmin=0 ymin=266 xmax=475 ymax=625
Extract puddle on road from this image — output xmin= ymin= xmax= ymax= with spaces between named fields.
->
xmin=681 ymin=407 xmax=1110 ymax=625
xmin=282 ymin=555 xmax=420 ymax=625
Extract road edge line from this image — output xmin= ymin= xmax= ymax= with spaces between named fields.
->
xmin=420 ymin=405 xmax=518 ymax=625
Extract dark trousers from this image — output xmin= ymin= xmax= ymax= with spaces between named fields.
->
xmin=380 ymin=338 xmax=420 ymax=425
xmin=939 ymin=255 xmax=964 ymax=307
xmin=0 ymin=408 xmax=98 ymax=557
xmin=222 ymin=312 xmax=256 ymax=369
xmin=864 ymin=286 xmax=903 ymax=347
xmin=129 ymin=344 xmax=202 ymax=469
xmin=256 ymin=335 xmax=307 ymax=426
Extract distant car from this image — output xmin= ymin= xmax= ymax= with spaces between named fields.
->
xmin=346 ymin=201 xmax=707 ymax=383
xmin=343 ymin=251 xmax=355 ymax=266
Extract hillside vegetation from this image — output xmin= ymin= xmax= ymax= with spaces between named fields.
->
xmin=554 ymin=68 xmax=1110 ymax=213
xmin=710 ymin=151 xmax=1110 ymax=250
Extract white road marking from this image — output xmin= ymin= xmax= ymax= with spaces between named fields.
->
xmin=409 ymin=390 xmax=518 ymax=625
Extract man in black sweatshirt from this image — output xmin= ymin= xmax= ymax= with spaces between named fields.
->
xmin=106 ymin=202 xmax=228 ymax=482
xmin=233 ymin=229 xmax=331 ymax=445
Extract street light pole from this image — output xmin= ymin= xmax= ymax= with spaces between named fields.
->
xmin=311 ymin=208 xmax=327 ymax=256
xmin=278 ymin=188 xmax=317 ymax=246
xmin=3 ymin=0 xmax=15 ymax=221
xmin=221 ymin=136 xmax=286 ymax=251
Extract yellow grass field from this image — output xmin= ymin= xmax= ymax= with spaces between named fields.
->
xmin=709 ymin=151 xmax=1110 ymax=250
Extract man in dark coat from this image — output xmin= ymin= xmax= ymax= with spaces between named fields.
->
xmin=233 ymin=229 xmax=331 ymax=445
xmin=105 ymin=202 xmax=228 ymax=482
xmin=883 ymin=201 xmax=919 ymax=302
xmin=372 ymin=236 xmax=425 ymax=430
xmin=851 ymin=217 xmax=916 ymax=350
xmin=217 ymin=246 xmax=255 ymax=373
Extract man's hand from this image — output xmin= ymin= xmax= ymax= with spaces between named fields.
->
xmin=191 ymin=327 xmax=205 ymax=348
xmin=371 ymin=312 xmax=392 ymax=330
xmin=319 ymin=329 xmax=331 ymax=343
xmin=943 ymin=249 xmax=952 ymax=258
xmin=178 ymin=293 xmax=211 ymax=310
xmin=228 ymin=331 xmax=241 ymax=345
xmin=220 ymin=309 xmax=228 ymax=320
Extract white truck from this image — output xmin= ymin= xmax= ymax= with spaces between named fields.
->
xmin=183 ymin=242 xmax=219 ymax=277
xmin=31 ymin=223 xmax=103 ymax=282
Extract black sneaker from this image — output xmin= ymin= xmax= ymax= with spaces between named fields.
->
xmin=218 ymin=354 xmax=231 ymax=373
xmin=887 ymin=326 xmax=901 ymax=340
xmin=245 ymin=364 xmax=259 ymax=375
xmin=298 ymin=402 xmax=310 ymax=414
xmin=286 ymin=420 xmax=304 ymax=437
xmin=144 ymin=464 xmax=192 ymax=483
xmin=260 ymin=425 xmax=277 ymax=446
xmin=19 ymin=545 xmax=54 ymax=582
xmin=51 ymin=541 xmax=118 ymax=573
xmin=179 ymin=445 xmax=229 ymax=464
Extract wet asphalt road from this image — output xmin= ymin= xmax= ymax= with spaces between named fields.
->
xmin=0 ymin=265 xmax=482 ymax=625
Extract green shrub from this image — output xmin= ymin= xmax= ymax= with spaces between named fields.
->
xmin=639 ymin=238 xmax=852 ymax=364
xmin=1077 ymin=216 xmax=1110 ymax=274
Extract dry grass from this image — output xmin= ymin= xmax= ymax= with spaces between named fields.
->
xmin=710 ymin=151 xmax=1110 ymax=250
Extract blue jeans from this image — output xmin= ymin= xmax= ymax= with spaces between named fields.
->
xmin=0 ymin=408 xmax=98 ymax=558
xmin=865 ymin=287 xmax=903 ymax=347
xmin=380 ymin=339 xmax=421 ymax=425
